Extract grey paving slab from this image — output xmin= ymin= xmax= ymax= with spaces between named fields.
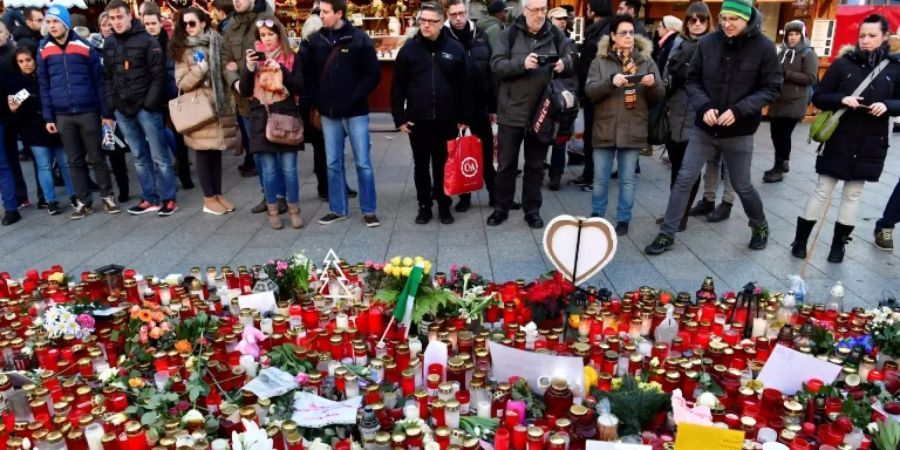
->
xmin=2 ymin=116 xmax=899 ymax=308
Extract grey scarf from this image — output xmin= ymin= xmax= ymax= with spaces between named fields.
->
xmin=187 ymin=31 xmax=234 ymax=115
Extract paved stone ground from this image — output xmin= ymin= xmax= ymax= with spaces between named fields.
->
xmin=1 ymin=114 xmax=898 ymax=309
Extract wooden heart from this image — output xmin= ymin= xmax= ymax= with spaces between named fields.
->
xmin=542 ymin=215 xmax=617 ymax=286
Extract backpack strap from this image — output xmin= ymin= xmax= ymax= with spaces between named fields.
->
xmin=506 ymin=23 xmax=564 ymax=58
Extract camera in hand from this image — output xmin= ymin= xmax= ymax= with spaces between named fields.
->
xmin=536 ymin=55 xmax=560 ymax=66
xmin=254 ymin=51 xmax=267 ymax=61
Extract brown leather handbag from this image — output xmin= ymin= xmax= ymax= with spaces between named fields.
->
xmin=264 ymin=93 xmax=303 ymax=146
xmin=169 ymin=90 xmax=216 ymax=133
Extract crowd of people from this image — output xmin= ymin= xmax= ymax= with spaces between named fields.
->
xmin=0 ymin=0 xmax=899 ymax=262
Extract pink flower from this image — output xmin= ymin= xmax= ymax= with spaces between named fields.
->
xmin=161 ymin=322 xmax=172 ymax=332
xmin=276 ymin=260 xmax=289 ymax=271
xmin=76 ymin=314 xmax=95 ymax=329
xmin=373 ymin=263 xmax=384 ymax=271
xmin=365 ymin=260 xmax=374 ymax=268
xmin=295 ymin=372 xmax=309 ymax=385
xmin=450 ymin=264 xmax=458 ymax=274
xmin=753 ymin=287 xmax=763 ymax=295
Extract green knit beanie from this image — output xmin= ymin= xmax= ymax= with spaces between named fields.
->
xmin=722 ymin=0 xmax=752 ymax=22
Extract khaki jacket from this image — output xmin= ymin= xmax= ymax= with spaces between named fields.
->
xmin=174 ymin=49 xmax=239 ymax=151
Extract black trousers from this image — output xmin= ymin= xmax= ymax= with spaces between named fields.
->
xmin=494 ymin=124 xmax=548 ymax=214
xmin=106 ymin=149 xmax=129 ymax=198
xmin=580 ymin=105 xmax=594 ymax=181
xmin=667 ymin=139 xmax=701 ymax=226
xmin=2 ymin=128 xmax=28 ymax=203
xmin=459 ymin=115 xmax=495 ymax=204
xmin=409 ymin=120 xmax=457 ymax=209
xmin=56 ymin=112 xmax=113 ymax=204
xmin=769 ymin=117 xmax=799 ymax=163
xmin=174 ymin=132 xmax=193 ymax=185
xmin=307 ymin=125 xmax=328 ymax=197
xmin=195 ymin=150 xmax=223 ymax=197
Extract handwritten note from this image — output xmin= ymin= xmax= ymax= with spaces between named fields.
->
xmin=291 ymin=392 xmax=363 ymax=427
xmin=238 ymin=291 xmax=277 ymax=315
xmin=756 ymin=344 xmax=842 ymax=395
xmin=489 ymin=341 xmax=586 ymax=397
xmin=674 ymin=423 xmax=744 ymax=450
xmin=587 ymin=441 xmax=651 ymax=450
xmin=241 ymin=367 xmax=297 ymax=400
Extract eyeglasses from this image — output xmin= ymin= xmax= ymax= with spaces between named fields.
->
xmin=419 ymin=17 xmax=442 ymax=25
xmin=719 ymin=15 xmax=742 ymax=23
xmin=448 ymin=11 xmax=466 ymax=17
xmin=27 ymin=17 xmax=43 ymax=23
xmin=615 ymin=30 xmax=635 ymax=36
xmin=523 ymin=6 xmax=548 ymax=14
xmin=184 ymin=20 xmax=199 ymax=28
xmin=551 ymin=16 xmax=567 ymax=21
xmin=688 ymin=17 xmax=708 ymax=24
xmin=255 ymin=19 xmax=275 ymax=28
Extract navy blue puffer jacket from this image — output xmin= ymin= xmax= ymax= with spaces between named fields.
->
xmin=36 ymin=33 xmax=109 ymax=122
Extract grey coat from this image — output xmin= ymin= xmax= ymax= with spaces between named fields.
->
xmin=767 ymin=38 xmax=818 ymax=119
xmin=664 ymin=35 xmax=700 ymax=143
xmin=585 ymin=35 xmax=664 ymax=150
xmin=490 ymin=16 xmax=575 ymax=128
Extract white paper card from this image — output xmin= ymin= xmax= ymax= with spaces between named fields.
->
xmin=238 ymin=291 xmax=277 ymax=314
xmin=291 ymin=392 xmax=363 ymax=427
xmin=756 ymin=344 xmax=842 ymax=395
xmin=241 ymin=367 xmax=298 ymax=400
xmin=489 ymin=340 xmax=586 ymax=397
xmin=586 ymin=441 xmax=651 ymax=450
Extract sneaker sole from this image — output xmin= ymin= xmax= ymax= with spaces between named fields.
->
xmin=105 ymin=209 xmax=122 ymax=214
xmin=874 ymin=242 xmax=894 ymax=251
xmin=158 ymin=209 xmax=178 ymax=217
xmin=366 ymin=221 xmax=381 ymax=228
xmin=71 ymin=213 xmax=91 ymax=220
xmin=129 ymin=208 xmax=161 ymax=215
xmin=645 ymin=245 xmax=672 ymax=255
xmin=318 ymin=216 xmax=348 ymax=225
xmin=203 ymin=206 xmax=226 ymax=216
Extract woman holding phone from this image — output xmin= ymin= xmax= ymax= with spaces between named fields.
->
xmin=240 ymin=15 xmax=304 ymax=230
xmin=170 ymin=7 xmax=240 ymax=215
xmin=584 ymin=14 xmax=664 ymax=236
xmin=6 ymin=47 xmax=77 ymax=217
xmin=791 ymin=14 xmax=900 ymax=263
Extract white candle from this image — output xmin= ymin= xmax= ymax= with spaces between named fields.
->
xmin=211 ymin=440 xmax=229 ymax=450
xmin=159 ymin=285 xmax=171 ymax=306
xmin=260 ymin=318 xmax=273 ymax=335
xmin=336 ymin=313 xmax=350 ymax=330
xmin=84 ymin=424 xmax=105 ymax=450
xmin=240 ymin=355 xmax=258 ymax=377
xmin=751 ymin=318 xmax=767 ymax=338
xmin=477 ymin=401 xmax=491 ymax=418
xmin=404 ymin=403 xmax=420 ymax=420
xmin=408 ymin=337 xmax=423 ymax=360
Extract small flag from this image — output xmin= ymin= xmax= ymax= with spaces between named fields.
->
xmin=394 ymin=263 xmax=425 ymax=333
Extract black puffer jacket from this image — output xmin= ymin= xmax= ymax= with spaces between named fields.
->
xmin=444 ymin=20 xmax=495 ymax=117
xmin=391 ymin=32 xmax=473 ymax=127
xmin=102 ymin=20 xmax=167 ymax=117
xmin=577 ymin=17 xmax=610 ymax=99
xmin=811 ymin=45 xmax=900 ymax=182
xmin=5 ymin=70 xmax=60 ymax=147
xmin=686 ymin=8 xmax=783 ymax=138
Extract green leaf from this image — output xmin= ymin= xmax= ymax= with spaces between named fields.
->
xmin=124 ymin=406 xmax=139 ymax=415
xmin=141 ymin=411 xmax=159 ymax=426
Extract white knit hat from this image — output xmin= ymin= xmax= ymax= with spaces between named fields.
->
xmin=662 ymin=15 xmax=683 ymax=32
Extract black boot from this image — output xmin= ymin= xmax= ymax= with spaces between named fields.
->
xmin=827 ymin=222 xmax=855 ymax=263
xmin=548 ymin=173 xmax=561 ymax=191
xmin=689 ymin=198 xmax=715 ymax=216
xmin=791 ymin=217 xmax=817 ymax=259
xmin=763 ymin=160 xmax=786 ymax=183
xmin=415 ymin=205 xmax=433 ymax=224
xmin=707 ymin=202 xmax=732 ymax=222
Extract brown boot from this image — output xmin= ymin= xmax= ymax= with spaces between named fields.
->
xmin=202 ymin=197 xmax=227 ymax=216
xmin=216 ymin=195 xmax=235 ymax=212
xmin=288 ymin=203 xmax=304 ymax=229
xmin=266 ymin=204 xmax=283 ymax=230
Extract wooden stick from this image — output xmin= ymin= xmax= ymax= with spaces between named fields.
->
xmin=800 ymin=195 xmax=833 ymax=279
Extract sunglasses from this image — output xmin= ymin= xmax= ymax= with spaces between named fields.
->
xmin=256 ymin=19 xmax=275 ymax=28
xmin=688 ymin=17 xmax=708 ymax=24
xmin=184 ymin=20 xmax=199 ymax=28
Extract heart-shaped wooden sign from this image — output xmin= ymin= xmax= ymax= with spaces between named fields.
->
xmin=542 ymin=215 xmax=617 ymax=286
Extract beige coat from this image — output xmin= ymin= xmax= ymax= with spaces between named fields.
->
xmin=174 ymin=49 xmax=239 ymax=151
xmin=584 ymin=35 xmax=664 ymax=150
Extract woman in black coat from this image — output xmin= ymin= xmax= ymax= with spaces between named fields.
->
xmin=6 ymin=47 xmax=77 ymax=216
xmin=239 ymin=15 xmax=304 ymax=230
xmin=791 ymin=13 xmax=900 ymax=263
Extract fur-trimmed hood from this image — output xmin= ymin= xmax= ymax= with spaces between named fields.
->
xmin=836 ymin=42 xmax=900 ymax=63
xmin=596 ymin=34 xmax=653 ymax=61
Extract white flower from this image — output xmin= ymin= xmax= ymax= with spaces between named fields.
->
xmin=21 ymin=346 xmax=33 ymax=356
xmin=867 ymin=422 xmax=880 ymax=434
xmin=232 ymin=419 xmax=273 ymax=450
xmin=307 ymin=439 xmax=332 ymax=450
xmin=98 ymin=366 xmax=118 ymax=383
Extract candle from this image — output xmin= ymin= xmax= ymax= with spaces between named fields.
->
xmin=477 ymin=401 xmax=491 ymax=418
xmin=336 ymin=313 xmax=350 ymax=330
xmin=751 ymin=317 xmax=768 ymax=338
xmin=404 ymin=403 xmax=420 ymax=420
xmin=85 ymin=424 xmax=104 ymax=450
xmin=260 ymin=318 xmax=273 ymax=335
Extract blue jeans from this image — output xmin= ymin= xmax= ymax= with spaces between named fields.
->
xmin=32 ymin=146 xmax=76 ymax=203
xmin=877 ymin=178 xmax=900 ymax=230
xmin=258 ymin=152 xmax=299 ymax=204
xmin=0 ymin=125 xmax=18 ymax=212
xmin=321 ymin=115 xmax=377 ymax=216
xmin=239 ymin=115 xmax=278 ymax=196
xmin=592 ymin=147 xmax=639 ymax=223
xmin=116 ymin=110 xmax=177 ymax=203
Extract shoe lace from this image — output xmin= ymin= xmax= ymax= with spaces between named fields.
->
xmin=138 ymin=200 xmax=152 ymax=209
xmin=883 ymin=229 xmax=894 ymax=240
xmin=656 ymin=235 xmax=672 ymax=246
xmin=753 ymin=224 xmax=770 ymax=239
xmin=166 ymin=200 xmax=177 ymax=209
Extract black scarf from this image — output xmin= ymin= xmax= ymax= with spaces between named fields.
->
xmin=854 ymin=41 xmax=890 ymax=68
xmin=449 ymin=21 xmax=474 ymax=49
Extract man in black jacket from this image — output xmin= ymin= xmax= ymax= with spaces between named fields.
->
xmin=570 ymin=0 xmax=612 ymax=189
xmin=103 ymin=0 xmax=177 ymax=216
xmin=12 ymin=7 xmax=43 ymax=52
xmin=645 ymin=0 xmax=782 ymax=255
xmin=303 ymin=0 xmax=382 ymax=227
xmin=392 ymin=2 xmax=473 ymax=226
xmin=444 ymin=0 xmax=496 ymax=212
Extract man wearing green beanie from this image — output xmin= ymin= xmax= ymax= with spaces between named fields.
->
xmin=645 ymin=0 xmax=783 ymax=255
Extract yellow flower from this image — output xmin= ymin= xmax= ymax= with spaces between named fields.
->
xmin=390 ymin=256 xmax=401 ymax=266
xmin=383 ymin=264 xmax=393 ymax=274
xmin=128 ymin=377 xmax=145 ymax=389
xmin=401 ymin=267 xmax=412 ymax=277
xmin=423 ymin=261 xmax=432 ymax=274
xmin=48 ymin=272 xmax=65 ymax=283
xmin=403 ymin=257 xmax=414 ymax=267
xmin=391 ymin=266 xmax=402 ymax=277
xmin=583 ymin=366 xmax=598 ymax=389
xmin=414 ymin=256 xmax=424 ymax=264
xmin=568 ymin=314 xmax=581 ymax=329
